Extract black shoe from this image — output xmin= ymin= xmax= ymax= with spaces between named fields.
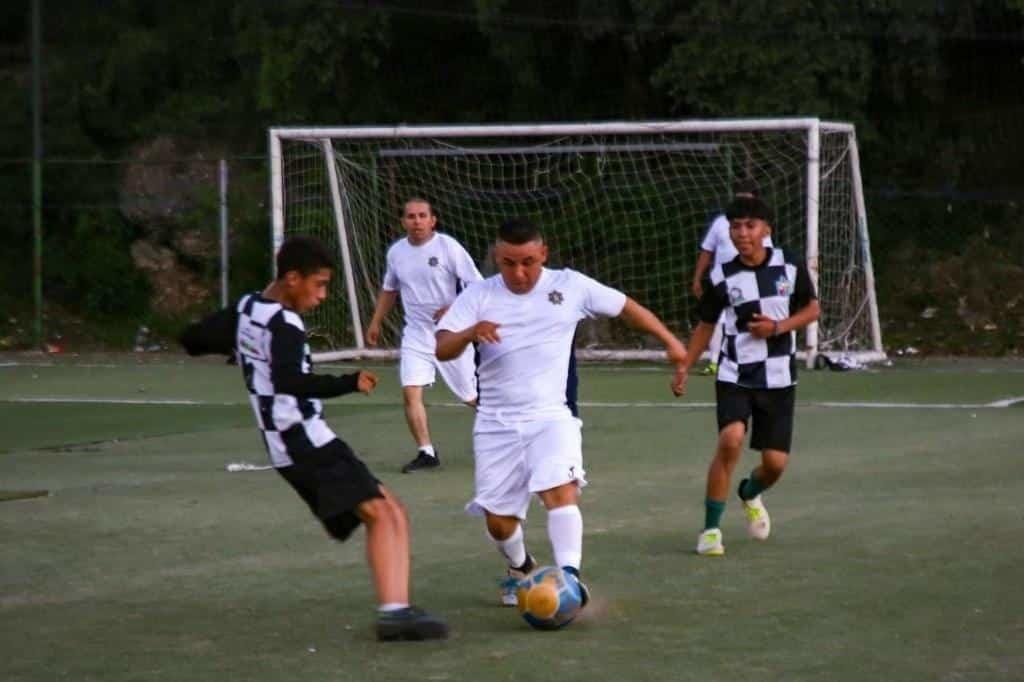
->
xmin=401 ymin=450 xmax=440 ymax=473
xmin=376 ymin=606 xmax=449 ymax=641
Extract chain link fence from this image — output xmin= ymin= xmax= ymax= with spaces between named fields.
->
xmin=0 ymin=154 xmax=270 ymax=352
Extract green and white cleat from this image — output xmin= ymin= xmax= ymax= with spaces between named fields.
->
xmin=741 ymin=495 xmax=771 ymax=540
xmin=695 ymin=528 xmax=725 ymax=556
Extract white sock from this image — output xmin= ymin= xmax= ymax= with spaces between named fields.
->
xmin=377 ymin=602 xmax=409 ymax=613
xmin=488 ymin=524 xmax=527 ymax=568
xmin=547 ymin=505 xmax=583 ymax=570
xmin=419 ymin=444 xmax=436 ymax=457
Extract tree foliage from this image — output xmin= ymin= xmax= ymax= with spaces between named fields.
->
xmin=0 ymin=1 xmax=1022 ymax=350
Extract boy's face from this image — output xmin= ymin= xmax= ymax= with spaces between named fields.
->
xmin=494 ymin=239 xmax=548 ymax=294
xmin=729 ymin=217 xmax=771 ymax=258
xmin=401 ymin=201 xmax=437 ymax=245
xmin=282 ymin=268 xmax=332 ymax=313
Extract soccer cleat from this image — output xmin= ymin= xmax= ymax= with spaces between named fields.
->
xmin=499 ymin=556 xmax=536 ymax=606
xmin=375 ymin=606 xmax=449 ymax=641
xmin=701 ymin=362 xmax=718 ymax=376
xmin=741 ymin=494 xmax=771 ymax=540
xmin=401 ymin=450 xmax=440 ymax=473
xmin=695 ymin=528 xmax=725 ymax=556
xmin=499 ymin=574 xmax=521 ymax=606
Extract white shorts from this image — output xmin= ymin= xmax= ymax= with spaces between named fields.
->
xmin=399 ymin=345 xmax=478 ymax=403
xmin=465 ymin=415 xmax=586 ymax=519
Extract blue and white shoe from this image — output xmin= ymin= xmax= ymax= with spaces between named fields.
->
xmin=499 ymin=555 xmax=536 ymax=606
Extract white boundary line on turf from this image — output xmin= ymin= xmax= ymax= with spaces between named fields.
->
xmin=4 ymin=396 xmax=242 ymax=406
xmin=4 ymin=395 xmax=1024 ymax=409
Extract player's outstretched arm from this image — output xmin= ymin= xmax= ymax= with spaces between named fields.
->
xmin=365 ymin=290 xmax=399 ymax=346
xmin=682 ymin=322 xmax=715 ymax=373
xmin=618 ymin=298 xmax=687 ymax=361
xmin=617 ymin=298 xmax=689 ymax=396
xmin=180 ymin=307 xmax=238 ymax=357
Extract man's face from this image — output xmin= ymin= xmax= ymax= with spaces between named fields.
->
xmin=283 ymin=268 xmax=332 ymax=313
xmin=401 ymin=201 xmax=437 ymax=245
xmin=729 ymin=217 xmax=771 ymax=258
xmin=494 ymin=239 xmax=548 ymax=294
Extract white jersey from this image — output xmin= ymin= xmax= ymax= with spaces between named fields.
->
xmin=700 ymin=214 xmax=774 ymax=266
xmin=382 ymin=232 xmax=482 ymax=354
xmin=438 ymin=267 xmax=626 ymax=420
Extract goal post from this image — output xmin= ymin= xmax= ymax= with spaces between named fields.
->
xmin=268 ymin=119 xmax=885 ymax=364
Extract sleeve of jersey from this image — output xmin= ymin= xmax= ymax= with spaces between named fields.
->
xmin=179 ymin=306 xmax=238 ymax=356
xmin=578 ymin=272 xmax=627 ymax=318
xmin=696 ymin=275 xmax=728 ymax=324
xmin=454 ymin=242 xmax=483 ymax=284
xmin=436 ymin=287 xmax=478 ymax=333
xmin=269 ymin=317 xmax=360 ymax=398
xmin=791 ymin=256 xmax=818 ymax=309
xmin=381 ymin=250 xmax=399 ymax=291
xmin=700 ymin=216 xmax=726 ymax=252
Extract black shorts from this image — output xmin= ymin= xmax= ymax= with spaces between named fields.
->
xmin=276 ymin=439 xmax=382 ymax=542
xmin=715 ymin=382 xmax=796 ymax=453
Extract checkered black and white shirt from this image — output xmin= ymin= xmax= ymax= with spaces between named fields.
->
xmin=180 ymin=293 xmax=361 ymax=468
xmin=697 ymin=248 xmax=817 ymax=389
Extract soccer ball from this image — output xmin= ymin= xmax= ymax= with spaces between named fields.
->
xmin=516 ymin=566 xmax=583 ymax=630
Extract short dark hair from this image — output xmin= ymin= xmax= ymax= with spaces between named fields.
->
xmin=498 ymin=217 xmax=542 ymax=245
xmin=725 ymin=197 xmax=774 ymax=225
xmin=732 ymin=177 xmax=759 ymax=197
xmin=400 ymin=196 xmax=435 ymax=218
xmin=275 ymin=236 xmax=336 ymax=277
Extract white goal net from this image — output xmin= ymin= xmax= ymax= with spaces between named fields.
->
xmin=269 ymin=120 xmax=883 ymax=364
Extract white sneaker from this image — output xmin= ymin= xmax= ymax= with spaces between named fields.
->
xmin=695 ymin=528 xmax=725 ymax=556
xmin=742 ymin=495 xmax=771 ymax=540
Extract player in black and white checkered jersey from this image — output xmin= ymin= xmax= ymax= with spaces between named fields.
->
xmin=180 ymin=236 xmax=448 ymax=641
xmin=682 ymin=197 xmax=820 ymax=557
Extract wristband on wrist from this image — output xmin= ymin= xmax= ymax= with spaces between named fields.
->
xmin=772 ymin=320 xmax=780 ymax=336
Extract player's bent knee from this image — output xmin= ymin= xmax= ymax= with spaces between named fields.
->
xmin=357 ymin=496 xmax=400 ymax=528
xmin=485 ymin=513 xmax=521 ymax=540
xmin=538 ymin=482 xmax=579 ymax=510
xmin=762 ymin=450 xmax=788 ymax=477
xmin=717 ymin=422 xmax=746 ymax=452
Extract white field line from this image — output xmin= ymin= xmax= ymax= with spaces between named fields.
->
xmin=4 ymin=396 xmax=242 ymax=406
xmin=4 ymin=395 xmax=1023 ymax=409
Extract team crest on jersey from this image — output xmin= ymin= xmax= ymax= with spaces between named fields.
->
xmin=775 ymin=275 xmax=792 ymax=296
xmin=548 ymin=290 xmax=564 ymax=305
xmin=729 ymin=287 xmax=745 ymax=305
xmin=427 ymin=256 xmax=439 ymax=267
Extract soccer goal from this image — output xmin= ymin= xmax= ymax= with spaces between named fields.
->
xmin=268 ymin=119 xmax=884 ymax=365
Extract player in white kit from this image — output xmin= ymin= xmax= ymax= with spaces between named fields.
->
xmin=436 ymin=217 xmax=688 ymax=606
xmin=366 ymin=198 xmax=483 ymax=473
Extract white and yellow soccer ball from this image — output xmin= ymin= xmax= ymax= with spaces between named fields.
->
xmin=516 ymin=566 xmax=583 ymax=630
